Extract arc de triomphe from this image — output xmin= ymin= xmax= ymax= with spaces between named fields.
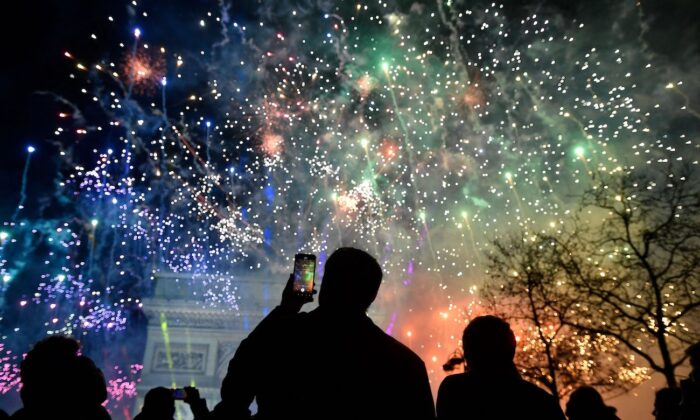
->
xmin=136 ymin=270 xmax=284 ymax=418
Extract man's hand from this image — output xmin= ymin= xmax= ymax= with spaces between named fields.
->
xmin=183 ymin=386 xmax=201 ymax=405
xmin=280 ymin=274 xmax=316 ymax=312
xmin=183 ymin=386 xmax=210 ymax=419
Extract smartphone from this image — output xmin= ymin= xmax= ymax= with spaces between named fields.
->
xmin=292 ymin=253 xmax=316 ymax=297
xmin=172 ymin=388 xmax=187 ymax=400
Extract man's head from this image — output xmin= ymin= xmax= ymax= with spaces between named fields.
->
xmin=142 ymin=387 xmax=175 ymax=419
xmin=19 ymin=335 xmax=107 ymax=412
xmin=653 ymin=388 xmax=681 ymax=420
xmin=686 ymin=341 xmax=700 ymax=370
xmin=565 ymin=386 xmax=608 ymax=420
xmin=461 ymin=315 xmax=516 ymax=368
xmin=20 ymin=336 xmax=81 ymax=406
xmin=318 ymin=247 xmax=382 ymax=313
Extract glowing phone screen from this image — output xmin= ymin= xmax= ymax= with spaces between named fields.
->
xmin=293 ymin=254 xmax=316 ymax=295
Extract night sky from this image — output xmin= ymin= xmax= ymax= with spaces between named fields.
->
xmin=3 ymin=1 xmax=699 ymax=219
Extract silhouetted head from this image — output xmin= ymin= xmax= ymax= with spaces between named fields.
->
xmin=653 ymin=387 xmax=681 ymax=420
xmin=318 ymin=247 xmax=382 ymax=313
xmin=20 ymin=336 xmax=81 ymax=406
xmin=74 ymin=355 xmax=108 ymax=405
xmin=686 ymin=341 xmax=700 ymax=370
xmin=141 ymin=387 xmax=175 ymax=419
xmin=19 ymin=335 xmax=108 ymax=416
xmin=461 ymin=316 xmax=516 ymax=369
xmin=566 ymin=386 xmax=615 ymax=420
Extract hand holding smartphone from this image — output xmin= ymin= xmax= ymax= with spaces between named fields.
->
xmin=172 ymin=388 xmax=187 ymax=400
xmin=292 ymin=253 xmax=316 ymax=298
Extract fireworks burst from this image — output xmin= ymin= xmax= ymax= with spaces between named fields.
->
xmin=122 ymin=48 xmax=165 ymax=94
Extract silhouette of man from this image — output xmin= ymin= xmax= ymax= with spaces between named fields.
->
xmin=134 ymin=387 xmax=175 ymax=420
xmin=654 ymin=387 xmax=682 ymax=420
xmin=565 ymin=386 xmax=619 ymax=420
xmin=212 ymin=247 xmax=435 ymax=419
xmin=680 ymin=341 xmax=700 ymax=420
xmin=436 ymin=316 xmax=565 ymax=420
xmin=11 ymin=335 xmax=110 ymax=420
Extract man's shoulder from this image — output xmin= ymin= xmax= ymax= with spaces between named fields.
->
xmin=442 ymin=371 xmax=468 ymax=383
xmin=438 ymin=372 xmax=556 ymax=400
xmin=367 ymin=321 xmax=425 ymax=364
xmin=514 ymin=379 xmax=563 ymax=416
xmin=9 ymin=408 xmax=28 ymax=420
xmin=438 ymin=372 xmax=472 ymax=391
xmin=516 ymin=378 xmax=557 ymax=399
xmin=680 ymin=376 xmax=695 ymax=388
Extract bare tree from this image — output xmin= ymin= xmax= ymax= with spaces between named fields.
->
xmin=482 ymin=232 xmax=646 ymax=399
xmin=550 ymin=163 xmax=700 ymax=388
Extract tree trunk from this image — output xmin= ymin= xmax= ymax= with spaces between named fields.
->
xmin=658 ymin=332 xmax=677 ymax=388
xmin=663 ymin=367 xmax=677 ymax=389
xmin=526 ymin=278 xmax=560 ymax=398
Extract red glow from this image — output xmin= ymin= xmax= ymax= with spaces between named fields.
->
xmin=380 ymin=139 xmax=399 ymax=161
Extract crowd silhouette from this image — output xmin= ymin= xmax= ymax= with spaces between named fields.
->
xmin=1 ymin=247 xmax=699 ymax=419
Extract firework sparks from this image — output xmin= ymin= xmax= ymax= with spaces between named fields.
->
xmin=122 ymin=48 xmax=165 ymax=94
xmin=1 ymin=1 xmax=697 ymax=413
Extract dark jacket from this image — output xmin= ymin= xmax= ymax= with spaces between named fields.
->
xmin=11 ymin=406 xmax=111 ymax=420
xmin=436 ymin=366 xmax=565 ymax=420
xmin=214 ymin=305 xmax=435 ymax=419
xmin=680 ymin=372 xmax=700 ymax=420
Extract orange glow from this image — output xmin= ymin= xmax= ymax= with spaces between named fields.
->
xmin=356 ymin=74 xmax=375 ymax=97
xmin=462 ymin=84 xmax=485 ymax=109
xmin=260 ymin=132 xmax=284 ymax=156
xmin=122 ymin=49 xmax=165 ymax=94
